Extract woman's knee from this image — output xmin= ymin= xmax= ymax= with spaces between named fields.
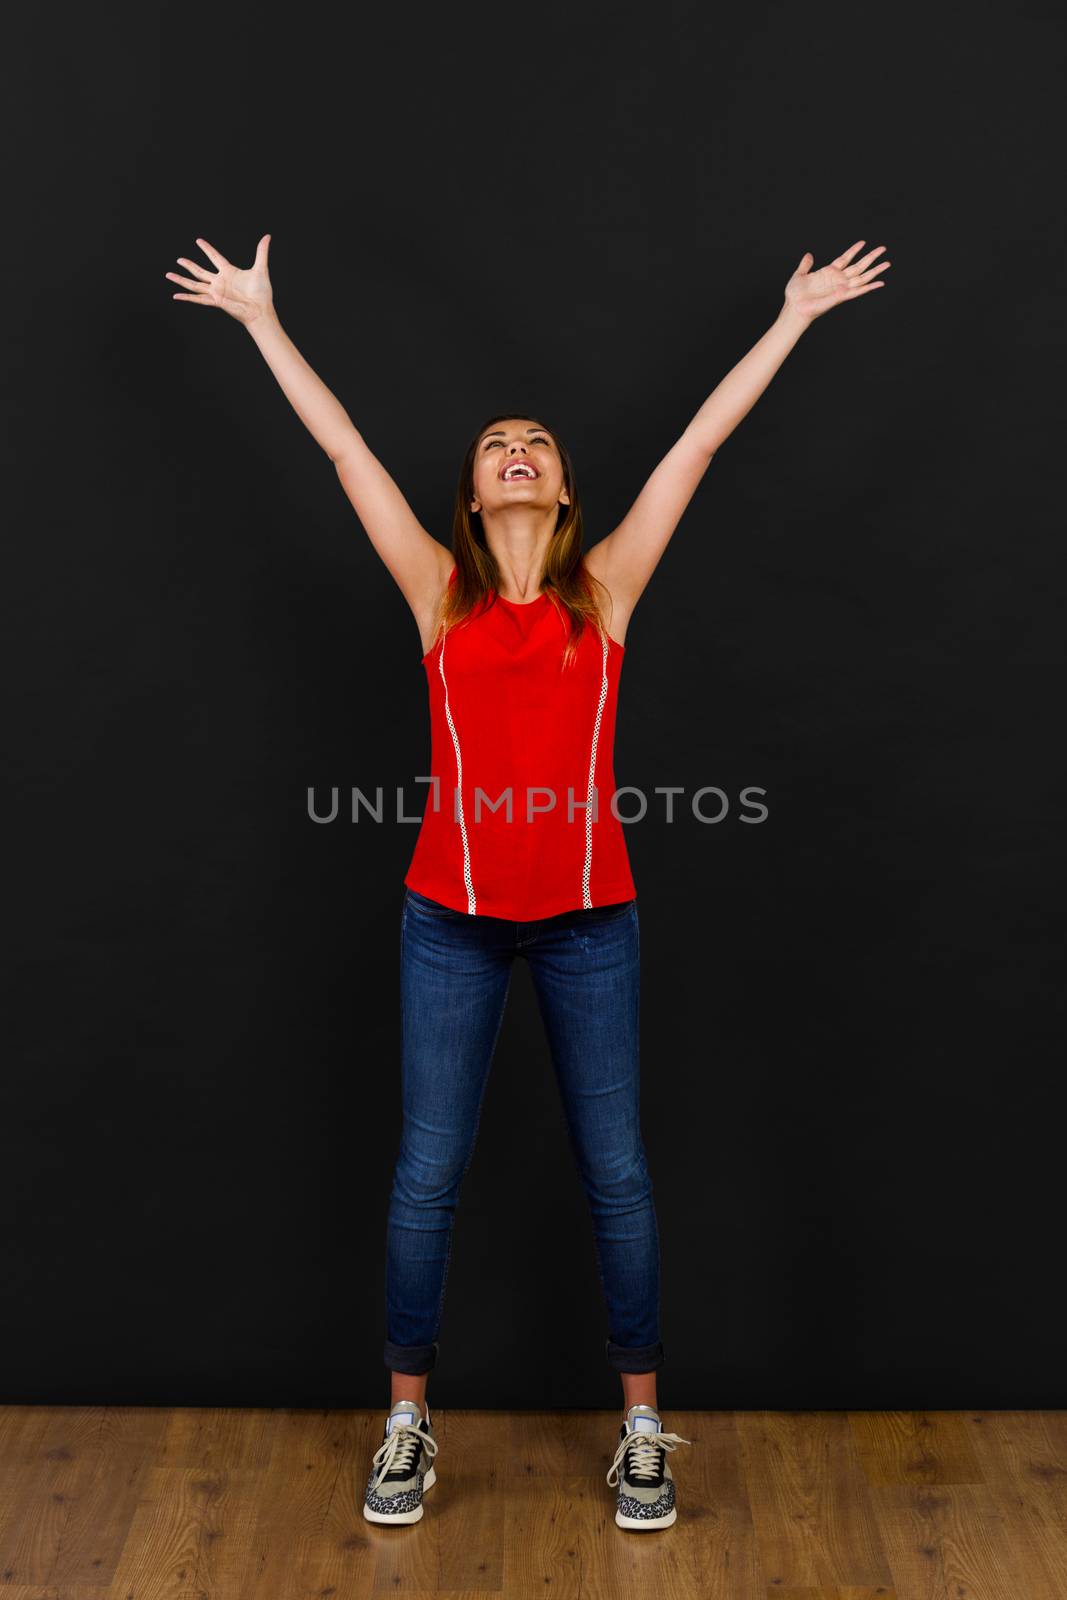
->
xmin=579 ymin=1142 xmax=654 ymax=1213
xmin=390 ymin=1142 xmax=472 ymax=1212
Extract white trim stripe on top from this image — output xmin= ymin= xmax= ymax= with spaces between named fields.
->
xmin=581 ymin=629 xmax=610 ymax=909
xmin=437 ymin=630 xmax=476 ymax=914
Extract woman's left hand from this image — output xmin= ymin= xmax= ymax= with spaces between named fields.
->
xmin=783 ymin=240 xmax=891 ymax=322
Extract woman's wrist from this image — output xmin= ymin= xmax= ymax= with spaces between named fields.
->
xmin=774 ymin=301 xmax=813 ymax=340
xmin=246 ymin=302 xmax=281 ymax=338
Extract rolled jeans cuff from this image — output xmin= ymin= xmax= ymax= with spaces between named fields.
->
xmin=384 ymin=1338 xmax=439 ymax=1375
xmin=605 ymin=1337 xmax=664 ymax=1373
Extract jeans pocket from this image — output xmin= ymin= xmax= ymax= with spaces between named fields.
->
xmin=577 ymin=898 xmax=636 ymax=927
xmin=405 ymin=887 xmax=468 ymax=920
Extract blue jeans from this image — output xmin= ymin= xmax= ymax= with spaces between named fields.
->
xmin=384 ymin=886 xmax=664 ymax=1376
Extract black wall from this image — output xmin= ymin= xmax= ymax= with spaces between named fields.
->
xmin=4 ymin=0 xmax=1064 ymax=1407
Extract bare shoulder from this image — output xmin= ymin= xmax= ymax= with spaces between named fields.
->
xmin=582 ymin=539 xmax=635 ymax=651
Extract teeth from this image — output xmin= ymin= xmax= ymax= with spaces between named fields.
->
xmin=505 ymin=464 xmax=535 ymax=479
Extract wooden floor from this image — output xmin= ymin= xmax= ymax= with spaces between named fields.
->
xmin=0 ymin=1407 xmax=1065 ymax=1597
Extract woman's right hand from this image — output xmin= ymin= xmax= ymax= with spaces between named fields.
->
xmin=166 ymin=234 xmax=274 ymax=325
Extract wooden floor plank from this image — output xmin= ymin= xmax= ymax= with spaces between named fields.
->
xmin=0 ymin=1406 xmax=99 ymax=1467
xmin=761 ymin=1590 xmax=897 ymax=1598
xmin=414 ymin=1409 xmax=504 ymax=1593
xmin=639 ymin=1501 xmax=764 ymax=1600
xmin=0 ymin=1409 xmax=110 ymax=1588
xmin=54 ymin=1408 xmax=169 ymax=1587
xmin=966 ymin=1408 xmax=1067 ymax=1503
xmin=159 ymin=1406 xmax=275 ymax=1474
xmin=505 ymin=1407 xmax=572 ymax=1479
xmin=962 ymin=1411 xmax=1067 ymax=1595
xmin=294 ymin=1409 xmax=379 ymax=1600
xmin=501 ymin=1473 xmax=584 ymax=1600
xmin=1036 ymin=1408 xmax=1067 ymax=1466
xmin=104 ymin=1464 xmax=210 ymax=1600
xmin=737 ymin=1410 xmax=895 ymax=1590
xmin=677 ymin=1410 xmax=752 ymax=1511
xmin=868 ymin=1479 xmax=1057 ymax=1600
xmin=235 ymin=1408 xmax=365 ymax=1600
xmin=184 ymin=1466 xmax=267 ymax=1600
xmin=849 ymin=1411 xmax=985 ymax=1486
xmin=981 ymin=1480 xmax=1067 ymax=1600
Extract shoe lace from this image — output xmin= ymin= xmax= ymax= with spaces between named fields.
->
xmin=606 ymin=1425 xmax=692 ymax=1487
xmin=371 ymin=1420 xmax=439 ymax=1491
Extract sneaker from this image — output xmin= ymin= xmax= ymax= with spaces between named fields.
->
xmin=606 ymin=1403 xmax=691 ymax=1530
xmin=363 ymin=1399 xmax=439 ymax=1524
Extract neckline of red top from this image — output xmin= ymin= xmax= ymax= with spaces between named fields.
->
xmin=494 ymin=590 xmax=548 ymax=609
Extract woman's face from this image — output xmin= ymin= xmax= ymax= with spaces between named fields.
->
xmin=469 ymin=418 xmax=570 ymax=519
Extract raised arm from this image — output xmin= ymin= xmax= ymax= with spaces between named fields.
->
xmin=584 ymin=240 xmax=891 ymax=616
xmin=165 ymin=234 xmax=452 ymax=641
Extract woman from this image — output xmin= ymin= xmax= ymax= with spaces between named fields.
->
xmin=166 ymin=233 xmax=890 ymax=1531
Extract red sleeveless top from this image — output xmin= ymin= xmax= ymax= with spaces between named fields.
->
xmin=404 ymin=567 xmax=636 ymax=920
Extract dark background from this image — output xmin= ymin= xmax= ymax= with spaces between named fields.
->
xmin=3 ymin=0 xmax=1063 ymax=1408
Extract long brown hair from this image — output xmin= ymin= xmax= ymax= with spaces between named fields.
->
xmin=427 ymin=412 xmax=611 ymax=669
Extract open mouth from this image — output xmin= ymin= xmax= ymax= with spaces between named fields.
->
xmin=500 ymin=461 xmax=539 ymax=481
